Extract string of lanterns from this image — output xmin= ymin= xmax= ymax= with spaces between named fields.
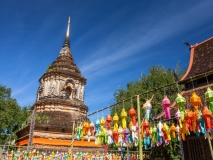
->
xmin=79 ymin=87 xmax=213 ymax=149
xmin=3 ymin=149 xmax=147 ymax=160
xmin=3 ymin=87 xmax=213 ymax=160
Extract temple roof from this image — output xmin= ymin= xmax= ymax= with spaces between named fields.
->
xmin=180 ymin=36 xmax=213 ymax=83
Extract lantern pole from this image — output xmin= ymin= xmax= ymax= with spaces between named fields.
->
xmin=208 ymin=135 xmax=213 ymax=159
xmin=137 ymin=95 xmax=143 ymax=160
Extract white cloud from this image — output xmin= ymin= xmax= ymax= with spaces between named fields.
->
xmin=79 ymin=0 xmax=213 ymax=82
xmin=12 ymin=80 xmax=37 ymax=97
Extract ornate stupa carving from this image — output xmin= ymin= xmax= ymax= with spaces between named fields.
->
xmin=15 ymin=18 xmax=99 ymax=151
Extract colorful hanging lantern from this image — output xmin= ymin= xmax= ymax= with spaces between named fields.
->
xmin=210 ymin=102 xmax=213 ymax=114
xmin=95 ymin=119 xmax=100 ymax=144
xmin=100 ymin=126 xmax=106 ymax=145
xmin=82 ymin=121 xmax=89 ymax=136
xmin=100 ymin=117 xmax=105 ymax=127
xmin=95 ymin=119 xmax=100 ymax=135
xmin=161 ymin=95 xmax=171 ymax=119
xmin=51 ymin=151 xmax=55 ymax=159
xmin=181 ymin=118 xmax=188 ymax=140
xmin=129 ymin=107 xmax=136 ymax=125
xmin=118 ymin=126 xmax=124 ymax=147
xmin=130 ymin=122 xmax=138 ymax=145
xmin=175 ymin=93 xmax=186 ymax=111
xmin=170 ymin=123 xmax=176 ymax=140
xmin=89 ymin=122 xmax=95 ymax=136
xmin=190 ymin=92 xmax=202 ymax=106
xmin=107 ymin=129 xmax=113 ymax=145
xmin=106 ymin=114 xmax=112 ymax=129
xmin=143 ymin=98 xmax=152 ymax=121
xmin=185 ymin=109 xmax=196 ymax=132
xmin=143 ymin=134 xmax=151 ymax=149
xmin=175 ymin=108 xmax=182 ymax=127
xmin=205 ymin=87 xmax=213 ymax=102
xmin=202 ymin=106 xmax=212 ymax=131
xmin=121 ymin=108 xmax=127 ymax=129
xmin=196 ymin=110 xmax=206 ymax=136
xmin=113 ymin=113 xmax=119 ymax=131
xmin=157 ymin=121 xmax=163 ymax=146
xmin=175 ymin=108 xmax=181 ymax=120
xmin=123 ymin=128 xmax=130 ymax=144
xmin=162 ymin=123 xmax=171 ymax=144
xmin=76 ymin=124 xmax=83 ymax=140
xmin=151 ymin=126 xmax=157 ymax=145
xmin=175 ymin=125 xmax=181 ymax=141
xmin=88 ymin=122 xmax=94 ymax=141
xmin=190 ymin=92 xmax=203 ymax=118
xmin=205 ymin=87 xmax=213 ymax=114
xmin=211 ymin=119 xmax=213 ymax=132
xmin=112 ymin=130 xmax=118 ymax=143
xmin=142 ymin=120 xmax=150 ymax=136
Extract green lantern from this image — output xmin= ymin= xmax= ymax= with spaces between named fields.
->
xmin=175 ymin=93 xmax=186 ymax=111
xmin=209 ymin=101 xmax=213 ymax=114
xmin=205 ymin=87 xmax=213 ymax=102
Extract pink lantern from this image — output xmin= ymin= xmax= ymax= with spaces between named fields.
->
xmin=161 ymin=95 xmax=171 ymax=119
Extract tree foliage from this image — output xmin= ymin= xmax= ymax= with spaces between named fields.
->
xmin=111 ymin=65 xmax=184 ymax=122
xmin=0 ymin=85 xmax=31 ymax=145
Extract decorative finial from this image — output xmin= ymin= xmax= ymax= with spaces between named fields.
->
xmin=66 ymin=16 xmax=70 ymax=38
xmin=63 ymin=17 xmax=71 ymax=48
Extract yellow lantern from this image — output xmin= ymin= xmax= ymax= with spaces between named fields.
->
xmin=113 ymin=113 xmax=119 ymax=131
xmin=121 ymin=108 xmax=127 ymax=129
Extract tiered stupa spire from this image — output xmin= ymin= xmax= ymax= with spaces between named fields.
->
xmin=63 ymin=16 xmax=70 ymax=48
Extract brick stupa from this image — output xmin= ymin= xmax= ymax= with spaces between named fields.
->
xmin=16 ymin=18 xmax=101 ymax=152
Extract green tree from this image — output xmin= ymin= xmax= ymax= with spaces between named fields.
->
xmin=0 ymin=85 xmax=30 ymax=145
xmin=111 ymin=65 xmax=184 ymax=122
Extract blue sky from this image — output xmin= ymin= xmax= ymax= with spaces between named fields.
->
xmin=0 ymin=0 xmax=213 ymax=115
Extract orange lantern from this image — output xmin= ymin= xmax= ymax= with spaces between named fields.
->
xmin=186 ymin=109 xmax=196 ymax=132
xmin=106 ymin=114 xmax=112 ymax=129
xmin=202 ymin=106 xmax=212 ymax=131
xmin=190 ymin=92 xmax=203 ymax=118
xmin=82 ymin=121 xmax=89 ymax=136
xmin=170 ymin=123 xmax=176 ymax=139
xmin=143 ymin=120 xmax=150 ymax=136
xmin=129 ymin=106 xmax=136 ymax=125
